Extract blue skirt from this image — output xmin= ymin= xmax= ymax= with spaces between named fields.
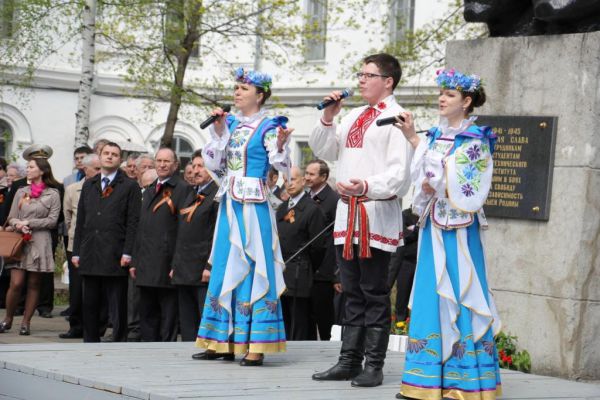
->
xmin=400 ymin=218 xmax=502 ymax=399
xmin=196 ymin=196 xmax=286 ymax=353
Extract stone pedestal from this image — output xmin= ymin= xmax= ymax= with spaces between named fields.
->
xmin=446 ymin=31 xmax=600 ymax=380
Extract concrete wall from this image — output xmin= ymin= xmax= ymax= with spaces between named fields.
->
xmin=446 ymin=32 xmax=600 ymax=380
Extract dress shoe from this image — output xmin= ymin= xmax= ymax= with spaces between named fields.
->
xmin=38 ymin=311 xmax=52 ymax=318
xmin=239 ymin=354 xmax=264 ymax=366
xmin=59 ymin=330 xmax=83 ymax=339
xmin=192 ymin=352 xmax=235 ymax=361
xmin=0 ymin=321 xmax=12 ymax=333
xmin=101 ymin=336 xmax=114 ymax=343
xmin=396 ymin=394 xmax=416 ymax=399
xmin=19 ymin=325 xmax=30 ymax=336
xmin=59 ymin=308 xmax=70 ymax=317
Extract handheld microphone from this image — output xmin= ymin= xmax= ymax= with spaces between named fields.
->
xmin=375 ymin=114 xmax=405 ymax=127
xmin=200 ymin=105 xmax=232 ymax=129
xmin=316 ymin=88 xmax=354 ymax=110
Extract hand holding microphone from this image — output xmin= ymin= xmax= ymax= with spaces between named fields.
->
xmin=318 ymin=88 xmax=354 ymax=123
xmin=392 ymin=111 xmax=421 ymax=149
xmin=200 ymin=105 xmax=232 ymax=131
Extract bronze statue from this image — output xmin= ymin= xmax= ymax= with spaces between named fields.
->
xmin=464 ymin=0 xmax=600 ymax=36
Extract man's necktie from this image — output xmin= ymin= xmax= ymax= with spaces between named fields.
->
xmin=101 ymin=177 xmax=110 ymax=191
xmin=155 ymin=182 xmax=162 ymax=194
xmin=288 ymin=199 xmax=295 ymax=209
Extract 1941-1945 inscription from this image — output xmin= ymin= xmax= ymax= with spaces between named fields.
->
xmin=476 ymin=115 xmax=558 ymax=221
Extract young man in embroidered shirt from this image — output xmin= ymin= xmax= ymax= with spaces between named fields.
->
xmin=310 ymin=53 xmax=413 ymax=387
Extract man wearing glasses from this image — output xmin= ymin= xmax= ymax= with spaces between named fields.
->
xmin=310 ymin=53 xmax=413 ymax=388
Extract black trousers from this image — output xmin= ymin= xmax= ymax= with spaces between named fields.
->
xmin=66 ymin=251 xmax=83 ymax=332
xmin=138 ymin=286 xmax=178 ymax=342
xmin=309 ymin=280 xmax=335 ymax=340
xmin=337 ymin=245 xmax=391 ymax=328
xmin=281 ymin=295 xmax=313 ymax=340
xmin=127 ymin=276 xmax=141 ymax=339
xmin=176 ymin=284 xmax=207 ymax=342
xmin=82 ymin=275 xmax=128 ymax=342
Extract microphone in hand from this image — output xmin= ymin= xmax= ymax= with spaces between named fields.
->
xmin=316 ymin=88 xmax=354 ymax=110
xmin=200 ymin=105 xmax=232 ymax=129
xmin=375 ymin=114 xmax=405 ymax=127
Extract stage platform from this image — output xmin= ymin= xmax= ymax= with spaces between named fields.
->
xmin=1 ymin=341 xmax=599 ymax=400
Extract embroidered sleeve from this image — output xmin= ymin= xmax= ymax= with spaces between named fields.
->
xmin=263 ymin=117 xmax=291 ymax=180
xmin=202 ymin=116 xmax=233 ymax=175
xmin=446 ymin=138 xmax=493 ymax=212
xmin=409 ymin=138 xmax=447 ymax=215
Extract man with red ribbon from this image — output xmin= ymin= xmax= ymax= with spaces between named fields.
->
xmin=131 ymin=147 xmax=192 ymax=342
xmin=171 ymin=150 xmax=219 ymax=344
xmin=310 ymin=53 xmax=413 ymax=388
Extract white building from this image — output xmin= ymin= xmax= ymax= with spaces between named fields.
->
xmin=0 ymin=0 xmax=460 ymax=180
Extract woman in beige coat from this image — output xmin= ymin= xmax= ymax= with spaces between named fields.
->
xmin=0 ymin=158 xmax=60 ymax=335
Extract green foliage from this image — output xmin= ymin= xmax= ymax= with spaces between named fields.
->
xmin=495 ymin=331 xmax=532 ymax=373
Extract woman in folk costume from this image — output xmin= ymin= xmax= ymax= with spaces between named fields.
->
xmin=395 ymin=69 xmax=502 ymax=400
xmin=195 ymin=68 xmax=293 ymax=366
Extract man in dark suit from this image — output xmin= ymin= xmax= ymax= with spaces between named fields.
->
xmin=72 ymin=142 xmax=141 ymax=342
xmin=304 ymin=159 xmax=339 ymax=340
xmin=277 ymin=166 xmax=326 ymax=340
xmin=131 ymin=147 xmax=192 ymax=342
xmin=171 ymin=150 xmax=218 ymax=343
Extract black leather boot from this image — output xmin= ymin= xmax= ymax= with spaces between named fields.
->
xmin=312 ymin=325 xmax=365 ymax=381
xmin=351 ymin=326 xmax=389 ymax=387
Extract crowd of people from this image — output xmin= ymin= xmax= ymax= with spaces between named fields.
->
xmin=0 ymin=52 xmax=502 ymax=400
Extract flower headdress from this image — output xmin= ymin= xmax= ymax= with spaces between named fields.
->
xmin=435 ymin=68 xmax=481 ymax=93
xmin=234 ymin=67 xmax=272 ymax=91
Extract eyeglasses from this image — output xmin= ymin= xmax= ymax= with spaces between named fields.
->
xmin=356 ymin=72 xmax=390 ymax=80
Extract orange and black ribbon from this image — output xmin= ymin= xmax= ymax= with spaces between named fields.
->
xmin=18 ymin=193 xmax=31 ymax=210
xmin=153 ymin=189 xmax=175 ymax=215
xmin=342 ymin=195 xmax=371 ymax=260
xmin=179 ymin=194 xmax=205 ymax=223
xmin=283 ymin=209 xmax=295 ymax=224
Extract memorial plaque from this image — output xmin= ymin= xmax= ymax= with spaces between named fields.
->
xmin=476 ymin=115 xmax=557 ymax=221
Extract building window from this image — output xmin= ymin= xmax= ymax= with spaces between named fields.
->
xmin=305 ymin=0 xmax=327 ymax=61
xmin=0 ymin=119 xmax=12 ymax=158
xmin=174 ymin=136 xmax=194 ymax=171
xmin=296 ymin=141 xmax=315 ymax=169
xmin=0 ymin=0 xmax=15 ymax=39
xmin=390 ymin=0 xmax=415 ymax=43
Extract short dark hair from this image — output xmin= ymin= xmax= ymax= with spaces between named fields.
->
xmin=268 ymin=166 xmax=279 ymax=178
xmin=363 ymin=53 xmax=402 ymax=90
xmin=192 ymin=149 xmax=203 ymax=160
xmin=0 ymin=157 xmax=7 ymax=172
xmin=101 ymin=142 xmax=123 ymax=158
xmin=307 ymin=159 xmax=330 ymax=180
xmin=73 ymin=146 xmax=93 ymax=156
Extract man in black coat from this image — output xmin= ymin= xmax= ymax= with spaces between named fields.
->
xmin=277 ymin=166 xmax=326 ymax=340
xmin=131 ymin=147 xmax=192 ymax=342
xmin=304 ymin=159 xmax=339 ymax=340
xmin=170 ymin=150 xmax=218 ymax=343
xmin=72 ymin=142 xmax=141 ymax=342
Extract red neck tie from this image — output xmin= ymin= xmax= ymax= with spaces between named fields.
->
xmin=155 ymin=182 xmax=162 ymax=194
